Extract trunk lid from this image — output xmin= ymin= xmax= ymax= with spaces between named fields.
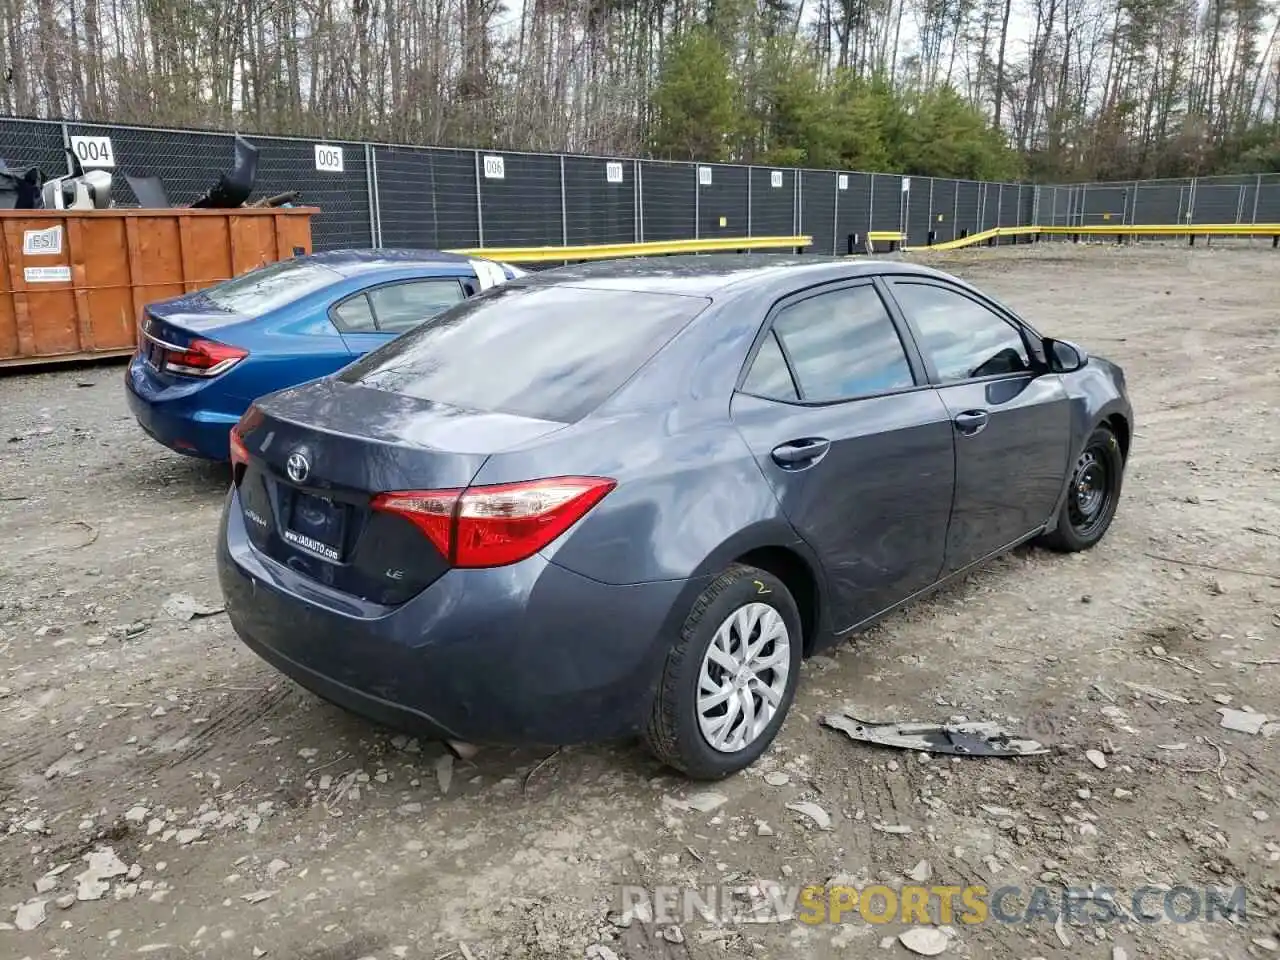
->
xmin=235 ymin=378 xmax=567 ymax=604
xmin=137 ymin=298 xmax=252 ymax=385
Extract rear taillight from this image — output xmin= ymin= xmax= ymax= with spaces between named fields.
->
xmin=229 ymin=424 xmax=250 ymax=472
xmin=228 ymin=407 xmax=261 ymax=476
xmin=163 ymin=339 xmax=247 ymax=377
xmin=371 ymin=476 xmax=616 ymax=568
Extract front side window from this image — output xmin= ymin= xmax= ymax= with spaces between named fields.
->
xmin=889 ymin=281 xmax=1031 ymax=382
xmin=769 ymin=285 xmax=915 ymax=402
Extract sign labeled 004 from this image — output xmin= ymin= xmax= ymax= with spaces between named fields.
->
xmin=314 ymin=144 xmax=344 ymax=173
xmin=70 ymin=135 xmax=115 ymax=169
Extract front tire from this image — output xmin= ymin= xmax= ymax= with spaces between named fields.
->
xmin=1040 ymin=424 xmax=1124 ymax=552
xmin=644 ymin=564 xmax=803 ymax=779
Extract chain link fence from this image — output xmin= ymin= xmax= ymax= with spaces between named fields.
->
xmin=1036 ymin=174 xmax=1280 ymax=229
xmin=6 ymin=117 xmax=1278 ymax=255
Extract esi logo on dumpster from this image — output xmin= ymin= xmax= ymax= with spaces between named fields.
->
xmin=22 ymin=226 xmax=63 ymax=256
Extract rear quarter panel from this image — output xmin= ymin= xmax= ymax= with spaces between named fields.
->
xmin=468 ymin=290 xmax=819 ymax=591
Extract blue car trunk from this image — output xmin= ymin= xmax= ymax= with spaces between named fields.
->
xmin=136 ymin=297 xmax=253 ymax=388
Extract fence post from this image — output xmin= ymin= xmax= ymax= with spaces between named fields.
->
xmin=1079 ymin=184 xmax=1087 ymax=227
xmin=747 ymin=166 xmax=753 ymax=237
xmin=635 ymin=160 xmax=643 ymax=243
xmin=794 ymin=169 xmax=802 ymax=239
xmin=559 ymin=155 xmax=568 ymax=247
xmin=832 ymin=172 xmax=840 ymax=256
xmin=996 ymin=183 xmax=1003 ymax=240
xmin=1187 ymin=177 xmax=1197 ymax=225
xmin=868 ymin=173 xmax=875 ymax=237
xmin=60 ymin=120 xmax=73 ymax=174
xmin=364 ymin=144 xmax=379 ymax=248
xmin=953 ymin=181 xmax=960 ymax=241
xmin=927 ymin=177 xmax=934 ymax=241
xmin=694 ymin=165 xmax=701 ymax=240
xmin=1130 ymin=181 xmax=1139 ymax=226
xmin=473 ymin=151 xmax=485 ymax=247
xmin=1252 ymin=173 xmax=1262 ymax=225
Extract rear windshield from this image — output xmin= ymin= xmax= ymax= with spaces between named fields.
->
xmin=204 ymin=259 xmax=340 ymax=314
xmin=338 ymin=284 xmax=708 ymax=422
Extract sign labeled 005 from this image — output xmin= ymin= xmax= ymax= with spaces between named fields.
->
xmin=314 ymin=144 xmax=345 ymax=173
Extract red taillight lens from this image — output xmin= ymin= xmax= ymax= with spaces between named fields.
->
xmin=229 ymin=424 xmax=250 ymax=472
xmin=164 ymin=339 xmax=247 ymax=377
xmin=371 ymin=476 xmax=616 ymax=568
xmin=228 ymin=407 xmax=261 ymax=475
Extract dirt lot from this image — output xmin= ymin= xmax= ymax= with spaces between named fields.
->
xmin=1 ymin=243 xmax=1277 ymax=960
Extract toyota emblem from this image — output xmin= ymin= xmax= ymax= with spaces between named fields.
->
xmin=286 ymin=451 xmax=311 ymax=483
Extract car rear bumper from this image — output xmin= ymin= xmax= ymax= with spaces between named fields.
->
xmin=125 ymin=357 xmax=242 ymax=461
xmin=217 ymin=487 xmax=700 ymax=745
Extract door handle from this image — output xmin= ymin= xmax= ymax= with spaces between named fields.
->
xmin=953 ymin=410 xmax=989 ymax=436
xmin=771 ymin=438 xmax=831 ymax=467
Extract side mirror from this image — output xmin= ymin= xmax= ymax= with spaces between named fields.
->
xmin=1045 ymin=338 xmax=1088 ymax=373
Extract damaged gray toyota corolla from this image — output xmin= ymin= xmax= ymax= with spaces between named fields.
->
xmin=217 ymin=254 xmax=1132 ymax=779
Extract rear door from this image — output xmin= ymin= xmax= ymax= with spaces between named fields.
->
xmin=331 ymin=277 xmax=469 ymax=355
xmin=883 ymin=277 xmax=1072 ymax=573
xmin=730 ymin=280 xmax=955 ymax=632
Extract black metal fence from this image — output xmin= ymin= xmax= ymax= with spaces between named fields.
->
xmin=1037 ymin=175 xmax=1280 ymax=229
xmin=0 ymin=116 xmax=1035 ymax=253
xmin=5 ymin=116 xmax=1277 ymax=254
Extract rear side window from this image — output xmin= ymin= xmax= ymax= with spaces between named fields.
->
xmin=770 ymin=285 xmax=915 ymax=402
xmin=368 ymin=279 xmax=467 ymax=333
xmin=741 ymin=332 xmax=798 ymax=401
xmin=339 ymin=285 xmax=708 ymax=422
xmin=332 ymin=294 xmax=376 ymax=332
xmin=204 ymin=259 xmax=340 ymax=314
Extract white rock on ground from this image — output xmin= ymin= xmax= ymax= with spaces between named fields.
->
xmin=898 ymin=926 xmax=949 ymax=956
xmin=15 ymin=899 xmax=47 ymax=931
xmin=1218 ymin=708 xmax=1268 ymax=735
xmin=785 ymin=801 xmax=832 ymax=830
xmin=1085 ymin=749 xmax=1108 ymax=769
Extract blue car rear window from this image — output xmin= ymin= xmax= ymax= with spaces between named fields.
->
xmin=338 ymin=284 xmax=708 ymax=422
xmin=204 ymin=260 xmax=341 ymax=314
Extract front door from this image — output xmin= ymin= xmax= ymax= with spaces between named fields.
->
xmin=731 ymin=281 xmax=956 ymax=632
xmin=883 ymin=278 xmax=1072 ymax=573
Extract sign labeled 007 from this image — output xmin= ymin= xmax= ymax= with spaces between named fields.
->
xmin=70 ymin=135 xmax=115 ymax=169
xmin=314 ymin=144 xmax=344 ymax=173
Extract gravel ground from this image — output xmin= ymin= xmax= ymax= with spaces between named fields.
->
xmin=1 ymin=243 xmax=1278 ymax=960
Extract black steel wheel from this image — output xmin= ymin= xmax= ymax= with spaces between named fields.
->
xmin=1040 ymin=425 xmax=1125 ymax=552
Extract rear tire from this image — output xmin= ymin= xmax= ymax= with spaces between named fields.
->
xmin=1040 ymin=424 xmax=1124 ymax=552
xmin=644 ymin=564 xmax=802 ymax=780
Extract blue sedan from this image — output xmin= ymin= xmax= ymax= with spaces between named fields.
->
xmin=125 ymin=249 xmax=523 ymax=461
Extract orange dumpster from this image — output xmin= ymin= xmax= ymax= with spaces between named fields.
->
xmin=0 ymin=207 xmax=316 ymax=367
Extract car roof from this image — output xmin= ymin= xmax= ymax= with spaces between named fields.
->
xmin=298 ymin=248 xmax=476 ymax=278
xmin=521 ymin=254 xmax=955 ymax=297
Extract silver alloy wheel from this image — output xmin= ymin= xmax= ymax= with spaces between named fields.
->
xmin=696 ymin=601 xmax=792 ymax=753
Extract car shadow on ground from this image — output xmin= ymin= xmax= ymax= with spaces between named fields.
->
xmin=115 ymin=453 xmax=233 ymax=499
